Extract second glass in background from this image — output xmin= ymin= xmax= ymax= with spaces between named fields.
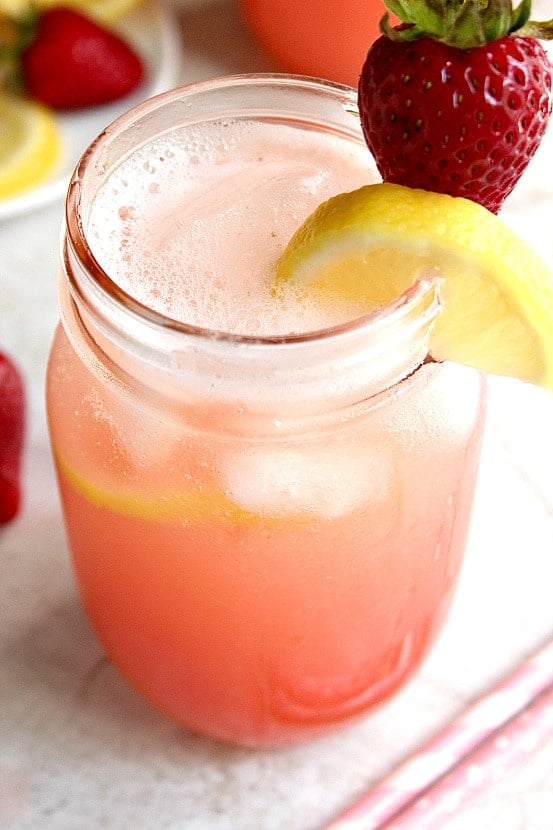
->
xmin=239 ymin=0 xmax=387 ymax=86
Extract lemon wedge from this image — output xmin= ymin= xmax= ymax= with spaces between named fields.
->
xmin=0 ymin=95 xmax=61 ymax=200
xmin=276 ymin=183 xmax=553 ymax=390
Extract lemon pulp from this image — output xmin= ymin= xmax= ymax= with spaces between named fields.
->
xmin=0 ymin=95 xmax=61 ymax=200
xmin=276 ymin=183 xmax=553 ymax=390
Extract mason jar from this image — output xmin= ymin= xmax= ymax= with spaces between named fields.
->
xmin=46 ymin=75 xmax=486 ymax=747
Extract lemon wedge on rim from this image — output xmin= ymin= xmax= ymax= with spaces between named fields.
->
xmin=0 ymin=95 xmax=61 ymax=200
xmin=276 ymin=183 xmax=553 ymax=390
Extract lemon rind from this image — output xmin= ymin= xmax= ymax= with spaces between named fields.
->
xmin=0 ymin=97 xmax=61 ymax=200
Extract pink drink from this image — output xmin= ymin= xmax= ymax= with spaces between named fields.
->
xmin=85 ymin=116 xmax=378 ymax=335
xmin=47 ymin=77 xmax=486 ymax=747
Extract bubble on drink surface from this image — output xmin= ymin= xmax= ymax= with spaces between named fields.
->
xmin=86 ymin=119 xmax=377 ymax=338
xmin=221 ymin=444 xmax=392 ymax=519
xmin=118 ymin=206 xmax=136 ymax=221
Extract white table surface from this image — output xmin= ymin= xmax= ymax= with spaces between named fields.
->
xmin=2 ymin=1 xmax=553 ymax=828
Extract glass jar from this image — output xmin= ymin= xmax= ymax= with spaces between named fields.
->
xmin=46 ymin=75 xmax=486 ymax=747
xmin=239 ymin=0 xmax=385 ymax=86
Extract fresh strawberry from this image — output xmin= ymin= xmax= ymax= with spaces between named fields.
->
xmin=0 ymin=351 xmax=25 ymax=525
xmin=19 ymin=6 xmax=144 ymax=110
xmin=358 ymin=0 xmax=553 ymax=213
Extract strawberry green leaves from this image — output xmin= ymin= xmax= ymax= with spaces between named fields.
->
xmin=380 ymin=0 xmax=538 ymax=47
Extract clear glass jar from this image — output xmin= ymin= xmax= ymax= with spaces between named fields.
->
xmin=46 ymin=75 xmax=486 ymax=747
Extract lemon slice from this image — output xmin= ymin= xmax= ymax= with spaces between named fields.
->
xmin=0 ymin=0 xmax=143 ymax=23
xmin=57 ymin=448 xmax=329 ymax=527
xmin=61 ymin=0 xmax=145 ymax=24
xmin=56 ymin=452 xmax=254 ymax=523
xmin=0 ymin=95 xmax=61 ymax=200
xmin=276 ymin=183 xmax=553 ymax=390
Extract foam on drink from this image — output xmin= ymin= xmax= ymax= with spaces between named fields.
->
xmin=87 ymin=119 xmax=377 ymax=337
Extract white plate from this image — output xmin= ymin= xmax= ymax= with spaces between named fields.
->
xmin=0 ymin=0 xmax=183 ymax=221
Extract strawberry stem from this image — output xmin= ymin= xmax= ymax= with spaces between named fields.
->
xmin=510 ymin=0 xmax=532 ymax=30
xmin=0 ymin=7 xmax=38 ymax=62
xmin=380 ymin=0 xmax=553 ymax=47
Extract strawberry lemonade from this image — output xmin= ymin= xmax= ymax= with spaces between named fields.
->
xmin=47 ymin=76 xmax=486 ymax=747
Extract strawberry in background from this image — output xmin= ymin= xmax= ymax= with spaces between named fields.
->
xmin=0 ymin=350 xmax=24 ymax=524
xmin=1 ymin=5 xmax=144 ymax=109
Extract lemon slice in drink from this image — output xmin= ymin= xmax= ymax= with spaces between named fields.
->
xmin=276 ymin=183 xmax=553 ymax=390
xmin=0 ymin=95 xmax=61 ymax=200
xmin=56 ymin=452 xmax=251 ymax=523
xmin=56 ymin=447 xmax=318 ymax=526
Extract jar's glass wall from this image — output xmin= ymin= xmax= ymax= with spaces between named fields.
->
xmin=47 ymin=76 xmax=487 ymax=747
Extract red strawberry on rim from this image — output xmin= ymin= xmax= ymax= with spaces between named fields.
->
xmin=358 ymin=0 xmax=553 ymax=213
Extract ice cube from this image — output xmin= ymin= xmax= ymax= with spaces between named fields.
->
xmin=222 ymin=444 xmax=391 ymax=519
